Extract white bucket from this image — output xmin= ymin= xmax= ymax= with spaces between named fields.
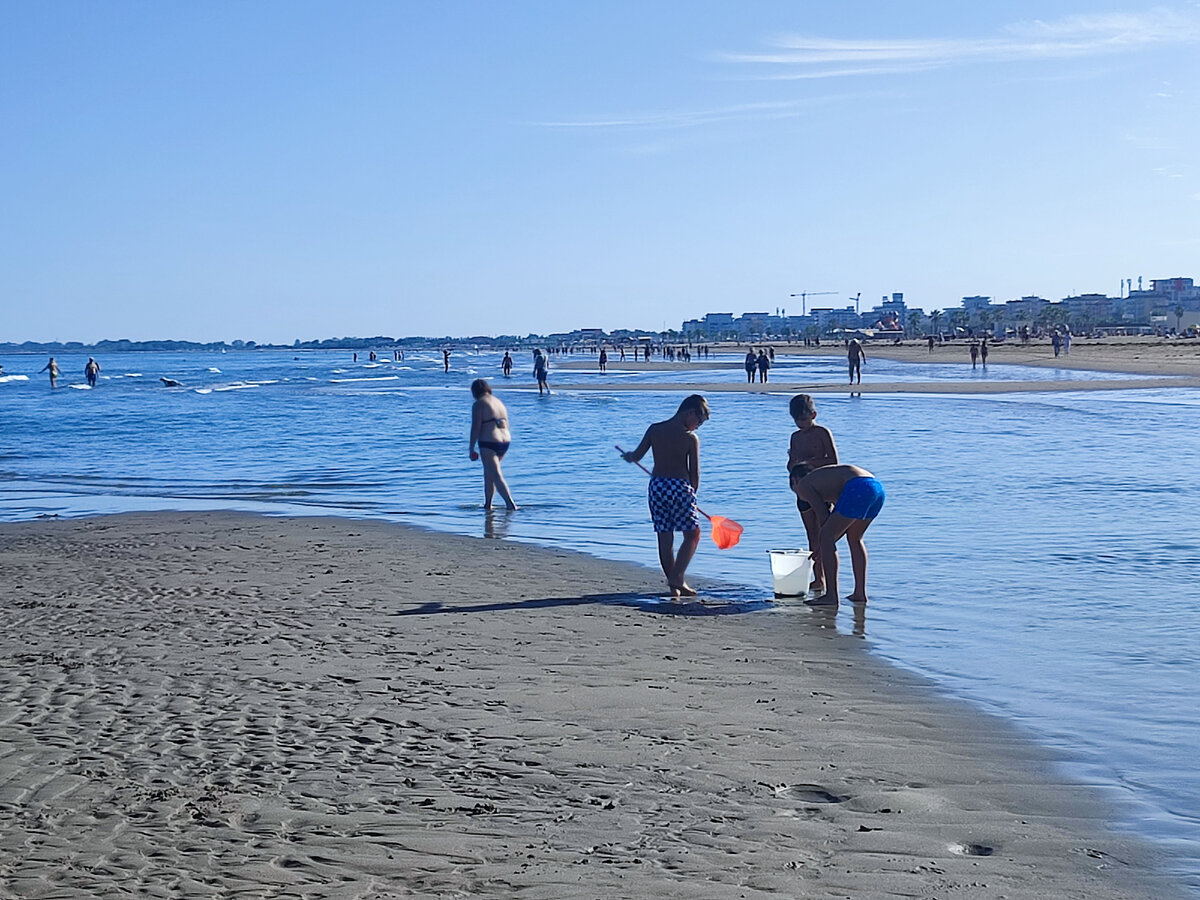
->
xmin=767 ymin=549 xmax=814 ymax=598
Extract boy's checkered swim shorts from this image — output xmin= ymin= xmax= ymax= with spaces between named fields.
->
xmin=648 ymin=476 xmax=701 ymax=533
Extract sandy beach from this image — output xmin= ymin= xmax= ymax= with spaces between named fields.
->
xmin=0 ymin=512 xmax=1184 ymax=898
xmin=554 ymin=337 xmax=1200 ymax=394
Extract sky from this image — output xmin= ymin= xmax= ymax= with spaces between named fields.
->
xmin=2 ymin=1 xmax=1199 ymax=343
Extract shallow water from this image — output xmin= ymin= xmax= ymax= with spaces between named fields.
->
xmin=2 ymin=348 xmax=1199 ymax=888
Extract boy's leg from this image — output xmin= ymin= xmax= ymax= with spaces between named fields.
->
xmin=844 ymin=519 xmax=871 ymax=602
xmin=670 ymin=528 xmax=701 ymax=596
xmin=800 ymin=508 xmax=825 ymax=592
xmin=808 ymin=512 xmax=854 ymax=605
xmin=656 ymin=531 xmax=676 ymax=585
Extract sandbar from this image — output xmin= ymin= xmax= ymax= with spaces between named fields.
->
xmin=0 ymin=512 xmax=1184 ymax=897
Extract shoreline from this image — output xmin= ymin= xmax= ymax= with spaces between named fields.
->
xmin=0 ymin=511 xmax=1186 ymax=898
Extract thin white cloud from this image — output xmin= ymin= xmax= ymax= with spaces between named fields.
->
xmin=722 ymin=9 xmax=1200 ymax=79
xmin=534 ymin=95 xmax=876 ymax=130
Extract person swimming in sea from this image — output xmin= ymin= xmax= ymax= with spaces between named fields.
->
xmin=468 ymin=379 xmax=517 ymax=510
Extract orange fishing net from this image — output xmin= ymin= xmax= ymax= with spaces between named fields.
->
xmin=708 ymin=515 xmax=743 ymax=550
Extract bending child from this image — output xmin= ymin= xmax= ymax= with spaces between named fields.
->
xmin=786 ymin=394 xmax=838 ymax=594
xmin=622 ymin=394 xmax=710 ymax=598
xmin=793 ymin=464 xmax=885 ymax=605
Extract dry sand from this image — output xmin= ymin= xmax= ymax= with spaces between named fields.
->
xmin=553 ymin=337 xmax=1200 ymax=394
xmin=0 ymin=512 xmax=1185 ymax=898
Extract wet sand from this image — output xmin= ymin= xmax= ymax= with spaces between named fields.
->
xmin=0 ymin=512 xmax=1185 ymax=898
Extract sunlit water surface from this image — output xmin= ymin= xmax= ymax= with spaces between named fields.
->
xmin=2 ymin=348 xmax=1198 ymax=889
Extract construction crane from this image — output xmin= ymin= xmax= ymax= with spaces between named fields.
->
xmin=789 ymin=291 xmax=837 ymax=316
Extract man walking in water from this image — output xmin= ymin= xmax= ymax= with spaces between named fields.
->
xmin=847 ymin=339 xmax=866 ymax=384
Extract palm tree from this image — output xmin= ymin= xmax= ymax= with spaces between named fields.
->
xmin=907 ymin=310 xmax=924 ymax=338
xmin=1175 ymin=304 xmax=1185 ymax=333
xmin=929 ymin=309 xmax=944 ymax=337
xmin=948 ymin=309 xmax=968 ymax=337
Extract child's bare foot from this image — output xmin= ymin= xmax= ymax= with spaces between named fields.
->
xmin=677 ymin=583 xmax=697 ymax=597
xmin=808 ymin=581 xmax=825 ymax=595
xmin=846 ymin=593 xmax=868 ymax=604
xmin=804 ymin=593 xmax=838 ymax=606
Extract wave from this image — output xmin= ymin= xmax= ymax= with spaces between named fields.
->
xmin=329 ymin=376 xmax=401 ymax=384
xmin=0 ymin=375 xmax=30 ymax=383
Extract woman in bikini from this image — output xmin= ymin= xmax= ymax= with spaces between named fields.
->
xmin=469 ymin=379 xmax=518 ymax=510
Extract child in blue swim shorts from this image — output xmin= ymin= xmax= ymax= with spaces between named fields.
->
xmin=621 ymin=394 xmax=710 ymax=598
xmin=792 ymin=464 xmax=884 ymax=606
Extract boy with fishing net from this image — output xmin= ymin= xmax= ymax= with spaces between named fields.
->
xmin=621 ymin=394 xmax=711 ymax=598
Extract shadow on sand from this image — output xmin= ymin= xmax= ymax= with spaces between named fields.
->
xmin=393 ymin=587 xmax=774 ymax=618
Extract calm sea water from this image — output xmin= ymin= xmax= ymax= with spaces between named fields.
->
xmin=2 ymin=348 xmax=1198 ymax=887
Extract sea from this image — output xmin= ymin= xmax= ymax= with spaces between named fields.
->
xmin=2 ymin=347 xmax=1199 ymax=889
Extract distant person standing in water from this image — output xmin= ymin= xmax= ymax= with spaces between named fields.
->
xmin=969 ymin=342 xmax=979 ymax=368
xmin=443 ymin=349 xmax=451 ymax=372
xmin=40 ymin=357 xmax=60 ymax=388
xmin=756 ymin=350 xmax=770 ymax=383
xmin=502 ymin=351 xmax=513 ymax=377
xmin=744 ymin=350 xmax=756 ymax=383
xmin=84 ymin=357 xmax=101 ymax=386
xmin=980 ymin=338 xmax=989 ymax=366
xmin=533 ymin=349 xmax=549 ymax=395
xmin=468 ymin=379 xmax=518 ymax=510
xmin=599 ymin=348 xmax=608 ymax=373
xmin=847 ymin=339 xmax=866 ymax=384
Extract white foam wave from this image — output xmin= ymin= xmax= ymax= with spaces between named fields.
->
xmin=208 ymin=367 xmax=222 ymax=373
xmin=68 ymin=383 xmax=91 ymax=390
xmin=330 ymin=376 xmax=401 ymax=384
xmin=0 ymin=374 xmax=29 ymax=383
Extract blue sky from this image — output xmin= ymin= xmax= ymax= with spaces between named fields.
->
xmin=2 ymin=2 xmax=1198 ymax=343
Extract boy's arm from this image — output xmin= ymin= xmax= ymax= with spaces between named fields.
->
xmin=687 ymin=433 xmax=700 ymax=492
xmin=816 ymin=426 xmax=838 ymax=467
xmin=796 ymin=480 xmax=829 ymax=527
xmin=622 ymin=426 xmax=654 ymax=463
xmin=786 ymin=431 xmax=800 ymax=468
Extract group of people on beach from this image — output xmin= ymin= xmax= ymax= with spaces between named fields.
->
xmin=468 ymin=365 xmax=884 ymax=605
xmin=620 ymin=393 xmax=882 ymax=604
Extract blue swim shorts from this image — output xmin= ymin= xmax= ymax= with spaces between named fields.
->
xmin=833 ymin=476 xmax=885 ymax=521
xmin=648 ymin=476 xmax=701 ymax=533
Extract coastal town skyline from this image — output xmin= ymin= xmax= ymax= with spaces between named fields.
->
xmin=5 ymin=4 xmax=1199 ymax=344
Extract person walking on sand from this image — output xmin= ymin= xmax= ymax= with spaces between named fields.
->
xmin=599 ymin=348 xmax=608 ymax=373
xmin=502 ymin=351 xmax=513 ymax=377
xmin=744 ymin=350 xmax=756 ymax=383
xmin=847 ymin=339 xmax=866 ymax=384
xmin=468 ymin=379 xmax=518 ymax=511
xmin=969 ymin=342 xmax=979 ymax=369
xmin=980 ymin=338 xmax=989 ymax=366
xmin=40 ymin=357 xmax=60 ymax=388
xmin=84 ymin=357 xmax=101 ymax=387
xmin=621 ymin=394 xmax=710 ymax=598
xmin=793 ymin=464 xmax=885 ymax=606
xmin=756 ymin=350 xmax=771 ymax=383
xmin=786 ymin=394 xmax=839 ymax=595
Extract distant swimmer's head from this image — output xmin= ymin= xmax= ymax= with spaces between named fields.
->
xmin=677 ymin=394 xmax=710 ymax=429
xmin=789 ymin=393 xmax=816 ymax=425
xmin=470 ymin=378 xmax=492 ymax=399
